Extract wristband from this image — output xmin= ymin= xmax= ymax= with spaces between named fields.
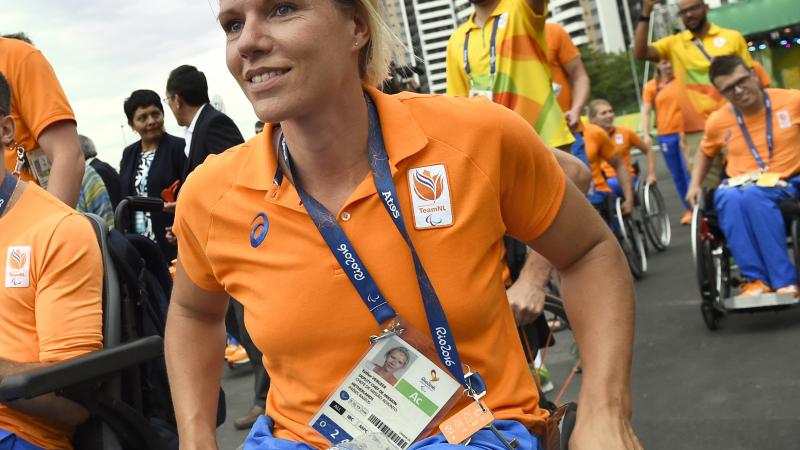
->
xmin=639 ymin=15 xmax=651 ymax=22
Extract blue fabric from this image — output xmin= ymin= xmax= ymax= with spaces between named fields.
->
xmin=0 ymin=430 xmax=45 ymax=450
xmin=606 ymin=175 xmax=637 ymax=199
xmin=570 ymin=132 xmax=589 ymax=167
xmin=714 ymin=176 xmax=800 ymax=289
xmin=657 ymin=133 xmax=691 ymax=210
xmin=587 ymin=190 xmax=609 ymax=207
xmin=245 ymin=416 xmax=541 ymax=450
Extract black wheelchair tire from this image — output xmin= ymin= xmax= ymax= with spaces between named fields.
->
xmin=640 ymin=183 xmax=671 ymax=251
xmin=624 ymin=216 xmax=647 ymax=279
xmin=698 ymin=239 xmax=726 ymax=331
xmin=792 ymin=219 xmax=800 ymax=280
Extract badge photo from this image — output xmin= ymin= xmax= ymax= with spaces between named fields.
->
xmin=777 ymin=110 xmax=792 ymax=129
xmin=407 ymin=165 xmax=454 ymax=230
xmin=5 ymin=246 xmax=31 ymax=288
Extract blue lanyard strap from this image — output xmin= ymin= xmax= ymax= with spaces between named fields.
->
xmin=692 ymin=38 xmax=713 ymax=62
xmin=0 ymin=172 xmax=18 ymax=218
xmin=279 ymin=94 xmax=468 ymax=387
xmin=734 ymin=91 xmax=773 ymax=170
xmin=463 ymin=15 xmax=501 ymax=77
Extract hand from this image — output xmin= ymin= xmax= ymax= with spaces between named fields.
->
xmin=622 ymin=199 xmax=634 ymax=215
xmin=165 ymin=227 xmax=178 ymax=245
xmin=570 ymin=411 xmax=643 ymax=450
xmin=506 ymin=281 xmax=546 ymax=326
xmin=163 ymin=201 xmax=177 ymax=214
xmin=565 ymin=109 xmax=582 ymax=132
xmin=642 ymin=134 xmax=653 ymax=150
xmin=686 ymin=183 xmax=701 ymax=208
xmin=646 ymin=174 xmax=657 ymax=186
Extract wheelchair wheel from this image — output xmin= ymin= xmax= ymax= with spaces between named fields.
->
xmin=640 ymin=183 xmax=671 ymax=251
xmin=538 ymin=296 xmax=579 ymax=404
xmin=616 ymin=198 xmax=647 ymax=279
xmin=690 ymin=204 xmax=702 ymax=265
xmin=792 ymin=219 xmax=800 ymax=279
xmin=697 ymin=239 xmax=727 ymax=330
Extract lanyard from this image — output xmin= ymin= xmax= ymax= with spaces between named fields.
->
xmin=464 ymin=15 xmax=501 ymax=77
xmin=0 ymin=172 xmax=18 ymax=218
xmin=655 ymin=79 xmax=672 ymax=95
xmin=734 ymin=91 xmax=773 ymax=170
xmin=278 ymin=94 xmax=470 ymax=388
xmin=692 ymin=38 xmax=713 ymax=62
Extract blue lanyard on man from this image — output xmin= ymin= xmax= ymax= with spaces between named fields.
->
xmin=0 ymin=172 xmax=18 ymax=218
xmin=734 ymin=91 xmax=773 ymax=170
xmin=464 ymin=15 xmax=501 ymax=79
xmin=692 ymin=38 xmax=713 ymax=62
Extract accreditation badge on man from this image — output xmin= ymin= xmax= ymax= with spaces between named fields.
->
xmin=467 ymin=77 xmax=494 ymax=101
xmin=310 ymin=322 xmax=462 ymax=449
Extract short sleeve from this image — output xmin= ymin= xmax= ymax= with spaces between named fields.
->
xmin=642 ymin=81 xmax=656 ymax=104
xmin=556 ymin=26 xmax=580 ymax=66
xmin=173 ymin=168 xmax=225 ymax=292
xmin=734 ymin=33 xmax=754 ymax=66
xmin=700 ymin=112 xmax=725 ymax=158
xmin=15 ymin=48 xmax=75 ymax=141
xmin=36 ymin=214 xmax=103 ymax=362
xmin=628 ymin=128 xmax=644 ymax=149
xmin=497 ymin=106 xmax=566 ymax=242
xmin=446 ymin=32 xmax=469 ymax=97
xmin=652 ymin=35 xmax=673 ymax=61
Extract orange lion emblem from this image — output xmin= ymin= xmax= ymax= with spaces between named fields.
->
xmin=412 ymin=170 xmax=444 ymax=202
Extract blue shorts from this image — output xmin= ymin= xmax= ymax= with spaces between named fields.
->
xmin=0 ymin=430 xmax=44 ymax=450
xmin=245 ymin=416 xmax=542 ymax=449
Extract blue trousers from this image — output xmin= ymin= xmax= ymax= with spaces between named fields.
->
xmin=714 ymin=178 xmax=800 ymax=289
xmin=570 ymin=132 xmax=589 ymax=167
xmin=607 ymin=175 xmax=638 ymax=199
xmin=658 ymin=133 xmax=691 ymax=210
xmin=0 ymin=430 xmax=44 ymax=450
xmin=244 ymin=416 xmax=542 ymax=450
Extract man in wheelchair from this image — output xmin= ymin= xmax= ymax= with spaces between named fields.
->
xmin=687 ymin=55 xmax=800 ymax=299
xmin=581 ymin=120 xmax=635 ymax=218
xmin=0 ymin=73 xmax=103 ymax=449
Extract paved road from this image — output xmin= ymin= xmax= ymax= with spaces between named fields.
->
xmin=217 ymin=157 xmax=800 ymax=449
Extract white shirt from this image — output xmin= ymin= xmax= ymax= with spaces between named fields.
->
xmin=183 ymin=103 xmax=208 ymax=157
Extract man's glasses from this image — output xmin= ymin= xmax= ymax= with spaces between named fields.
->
xmin=718 ymin=74 xmax=754 ymax=97
xmin=162 ymin=95 xmax=174 ymax=103
xmin=678 ymin=3 xmax=704 ymax=16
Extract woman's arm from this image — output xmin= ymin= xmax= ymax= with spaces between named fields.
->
xmin=165 ymin=263 xmax=229 ymax=450
xmin=528 ymin=181 xmax=640 ymax=450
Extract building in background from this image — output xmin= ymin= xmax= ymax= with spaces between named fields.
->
xmin=548 ymin=0 xmax=625 ymax=52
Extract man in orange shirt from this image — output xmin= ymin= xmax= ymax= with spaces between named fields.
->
xmin=581 ymin=120 xmax=635 ymax=215
xmin=0 ymin=73 xmax=103 ymax=449
xmin=0 ymin=37 xmax=84 ymax=207
xmin=687 ymin=56 xmax=800 ymax=298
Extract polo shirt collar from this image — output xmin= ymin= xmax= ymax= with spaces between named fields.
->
xmin=235 ymin=86 xmax=429 ymax=204
xmin=682 ymin=22 xmax=721 ymax=41
xmin=465 ymin=0 xmax=511 ymax=30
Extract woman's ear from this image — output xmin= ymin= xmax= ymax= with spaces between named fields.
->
xmin=351 ymin=7 xmax=370 ymax=48
xmin=0 ymin=115 xmax=16 ymax=148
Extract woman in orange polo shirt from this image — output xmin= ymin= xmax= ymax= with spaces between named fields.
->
xmin=641 ymin=60 xmax=693 ymax=224
xmin=164 ymin=1 xmax=641 ymax=449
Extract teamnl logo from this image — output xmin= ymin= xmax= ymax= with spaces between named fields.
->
xmin=407 ymin=165 xmax=453 ymax=230
xmin=5 ymin=246 xmax=31 ymax=288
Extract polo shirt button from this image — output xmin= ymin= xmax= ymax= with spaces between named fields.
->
xmin=341 ymin=212 xmax=351 ymax=221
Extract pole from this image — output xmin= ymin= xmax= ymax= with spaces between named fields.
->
xmin=642 ymin=4 xmax=658 ymax=89
xmin=622 ymin=0 xmax=642 ymax=110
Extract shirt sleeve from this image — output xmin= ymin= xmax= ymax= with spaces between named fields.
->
xmin=173 ymin=166 xmax=225 ymax=292
xmin=446 ymin=32 xmax=469 ymax=97
xmin=14 ymin=48 xmax=76 ymax=142
xmin=628 ymin=128 xmax=644 ymax=150
xmin=556 ymin=25 xmax=580 ymax=66
xmin=652 ymin=35 xmax=673 ymax=61
xmin=496 ymin=104 xmax=566 ymax=242
xmin=36 ymin=214 xmax=103 ymax=362
xmin=733 ymin=32 xmax=754 ymax=66
xmin=700 ymin=112 xmax=724 ymax=158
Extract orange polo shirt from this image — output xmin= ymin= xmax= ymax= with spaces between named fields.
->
xmin=0 ymin=182 xmax=103 ymax=449
xmin=601 ymin=127 xmax=642 ymax=178
xmin=642 ymin=79 xmax=685 ymax=136
xmin=173 ymin=88 xmax=565 ymax=448
xmin=582 ymin=123 xmax=619 ymax=193
xmin=701 ymin=88 xmax=800 ymax=179
xmin=545 ymin=23 xmax=581 ymax=113
xmin=0 ymin=38 xmax=76 ymax=183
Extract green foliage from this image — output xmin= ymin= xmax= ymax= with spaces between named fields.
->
xmin=580 ymin=47 xmax=647 ymax=115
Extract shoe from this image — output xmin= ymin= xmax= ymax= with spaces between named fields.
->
xmin=735 ymin=279 xmax=771 ymax=300
xmin=227 ymin=344 xmax=250 ymax=365
xmin=234 ymin=405 xmax=265 ymax=430
xmin=533 ymin=364 xmax=554 ymax=393
xmin=776 ymin=285 xmax=799 ymax=298
xmin=680 ymin=210 xmax=692 ymax=226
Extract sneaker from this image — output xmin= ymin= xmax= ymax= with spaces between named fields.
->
xmin=234 ymin=405 xmax=265 ymax=430
xmin=680 ymin=210 xmax=692 ymax=226
xmin=534 ymin=365 xmax=554 ymax=393
xmin=735 ymin=279 xmax=771 ymax=300
xmin=775 ymin=285 xmax=799 ymax=298
xmin=227 ymin=344 xmax=250 ymax=365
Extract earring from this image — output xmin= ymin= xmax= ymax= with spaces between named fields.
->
xmin=353 ymin=41 xmax=359 ymax=48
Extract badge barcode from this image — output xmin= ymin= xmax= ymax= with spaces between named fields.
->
xmin=367 ymin=414 xmax=409 ymax=449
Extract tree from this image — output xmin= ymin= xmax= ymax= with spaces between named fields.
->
xmin=580 ymin=47 xmax=647 ymax=115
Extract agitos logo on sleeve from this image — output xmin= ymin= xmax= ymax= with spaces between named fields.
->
xmin=407 ymin=165 xmax=454 ymax=230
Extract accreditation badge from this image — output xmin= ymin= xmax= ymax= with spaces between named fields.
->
xmin=310 ymin=321 xmax=462 ymax=449
xmin=757 ymin=172 xmax=781 ymax=187
xmin=468 ymin=77 xmax=494 ymax=101
xmin=25 ymin=148 xmax=51 ymax=189
xmin=726 ymin=170 xmax=761 ymax=188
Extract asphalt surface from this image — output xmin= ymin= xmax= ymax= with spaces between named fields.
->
xmin=216 ymin=156 xmax=800 ymax=450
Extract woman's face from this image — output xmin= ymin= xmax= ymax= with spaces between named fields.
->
xmin=130 ymin=105 xmax=165 ymax=143
xmin=657 ymin=60 xmax=674 ymax=80
xmin=592 ymin=104 xmax=615 ymax=129
xmin=384 ymin=350 xmax=408 ymax=373
xmin=219 ymin=0 xmax=366 ymax=123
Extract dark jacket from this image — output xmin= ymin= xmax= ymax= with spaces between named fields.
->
xmin=119 ymin=132 xmax=187 ymax=262
xmin=182 ymin=105 xmax=244 ymax=182
xmin=89 ymin=157 xmax=122 ymax=210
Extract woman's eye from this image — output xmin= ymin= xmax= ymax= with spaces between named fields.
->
xmin=275 ymin=4 xmax=295 ymax=16
xmin=222 ymin=20 xmax=244 ymax=35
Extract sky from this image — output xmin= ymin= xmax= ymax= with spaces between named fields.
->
xmin=1 ymin=0 xmax=261 ymax=169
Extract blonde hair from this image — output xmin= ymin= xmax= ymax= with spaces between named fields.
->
xmin=587 ymin=99 xmax=612 ymax=120
xmin=335 ymin=0 xmax=402 ymax=86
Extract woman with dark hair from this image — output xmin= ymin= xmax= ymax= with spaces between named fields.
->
xmin=119 ymin=89 xmax=186 ymax=262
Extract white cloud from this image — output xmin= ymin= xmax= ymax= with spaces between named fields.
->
xmin=1 ymin=0 xmax=259 ymax=169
